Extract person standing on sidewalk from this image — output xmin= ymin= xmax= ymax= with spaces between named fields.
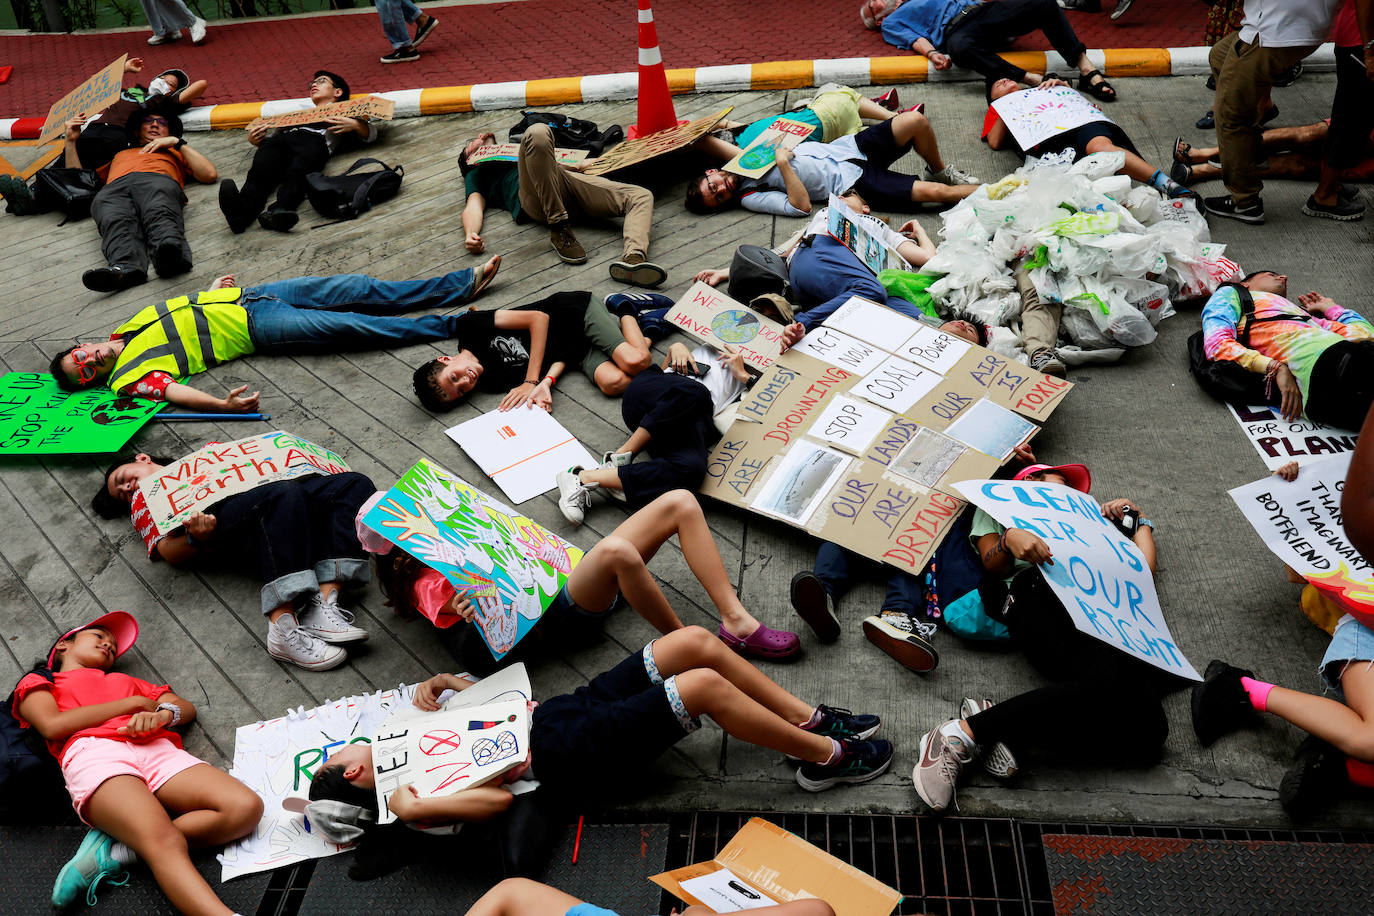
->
xmin=138 ymin=0 xmax=206 ymax=45
xmin=1206 ymin=0 xmax=1344 ymax=223
xmin=375 ymin=0 xmax=439 ymax=63
xmin=1301 ymin=0 xmax=1374 ymax=221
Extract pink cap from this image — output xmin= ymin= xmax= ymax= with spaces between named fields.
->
xmin=48 ymin=611 xmax=138 ymax=668
xmin=354 ymin=491 xmax=393 ymax=555
xmin=1013 ymin=463 xmax=1091 ymax=493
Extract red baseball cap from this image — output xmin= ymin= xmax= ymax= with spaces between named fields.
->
xmin=1013 ymin=463 xmax=1091 ymax=493
xmin=47 ymin=611 xmax=139 ymax=668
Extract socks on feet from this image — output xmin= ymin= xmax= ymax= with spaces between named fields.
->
xmin=1240 ymin=676 xmax=1276 ymax=712
xmin=941 ymin=719 xmax=975 ymax=747
xmin=823 ymin=737 xmax=843 ymax=765
xmin=801 ymin=707 xmax=823 ymax=730
xmin=110 ymin=841 xmax=137 ymax=866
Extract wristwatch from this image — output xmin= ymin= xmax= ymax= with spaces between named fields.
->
xmin=155 ymin=701 xmax=182 ymax=727
xmin=1138 ymin=518 xmax=1155 ymax=530
xmin=174 ymin=138 xmax=186 ymax=149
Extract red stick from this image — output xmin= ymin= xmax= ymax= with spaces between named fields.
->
xmin=572 ymin=814 xmax=585 ymax=864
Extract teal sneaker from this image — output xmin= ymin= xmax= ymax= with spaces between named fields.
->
xmin=52 ymin=828 xmax=129 ymax=909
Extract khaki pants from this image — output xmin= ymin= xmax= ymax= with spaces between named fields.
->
xmin=1017 ymin=268 xmax=1061 ymax=356
xmin=517 ymin=123 xmax=653 ymax=260
xmin=1210 ymin=31 xmax=1315 ymax=205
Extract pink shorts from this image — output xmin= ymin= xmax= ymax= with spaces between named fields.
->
xmin=61 ymin=736 xmax=206 ymax=824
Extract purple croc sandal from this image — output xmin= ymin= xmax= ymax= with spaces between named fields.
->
xmin=717 ymin=623 xmax=801 ymax=661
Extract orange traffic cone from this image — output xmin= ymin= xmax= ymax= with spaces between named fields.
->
xmin=628 ymin=0 xmax=687 ymax=139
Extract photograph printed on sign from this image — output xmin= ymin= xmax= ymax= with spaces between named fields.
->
xmin=890 ymin=427 xmax=966 ymax=488
xmin=852 ymin=355 xmax=944 ymax=414
xmin=790 ymin=325 xmax=888 ymax=375
xmin=821 ymin=296 xmax=923 ymax=349
xmin=897 ymin=323 xmax=973 ymax=374
xmin=1224 ymin=403 xmax=1359 ymax=471
xmin=809 ymin=394 xmax=893 ymax=455
xmin=942 ymin=398 xmax=1037 ymax=459
xmin=750 ymin=440 xmax=851 ymax=525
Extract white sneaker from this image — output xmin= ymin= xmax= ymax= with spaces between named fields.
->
xmin=555 ymin=467 xmax=595 ymax=525
xmin=599 ymin=452 xmax=631 ymax=502
xmin=147 ymin=32 xmax=175 ymax=44
xmin=924 ymin=164 xmax=980 ymax=186
xmin=189 ymin=17 xmax=207 ymax=43
xmin=959 ymin=698 xmax=1019 ymax=779
xmin=268 ymin=615 xmax=347 ymax=671
xmin=298 ymin=592 xmax=369 ymax=644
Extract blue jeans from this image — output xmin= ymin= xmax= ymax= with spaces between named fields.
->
xmin=815 ymin=541 xmax=921 ymax=616
xmin=789 ymin=236 xmax=921 ymax=330
xmin=242 ymin=269 xmax=477 ymax=354
xmin=376 ymin=0 xmax=424 ymax=48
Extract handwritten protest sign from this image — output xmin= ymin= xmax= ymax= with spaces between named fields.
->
xmin=1230 ymin=454 xmax=1374 ymax=619
xmin=371 ymin=698 xmax=530 ymax=824
xmin=954 ymin=479 xmax=1199 ymax=679
xmin=138 ymin=431 xmax=349 ymax=535
xmin=724 ymin=116 xmax=815 ymax=179
xmin=702 ymin=297 xmax=1073 ymax=571
xmin=666 ymin=281 xmax=786 ymax=371
xmin=245 ymin=95 xmax=395 ymax=131
xmin=362 ymin=459 xmax=583 ymax=660
xmin=446 ymin=406 xmax=596 ymax=504
xmin=990 ymin=85 xmax=1111 ymax=152
xmin=826 ymin=196 xmax=908 ymax=276
xmin=582 ymin=107 xmax=731 ymax=176
xmin=1226 ymin=403 xmax=1358 ymax=471
xmin=41 ymin=56 xmax=128 ymax=144
xmin=0 ymin=373 xmax=163 ymax=455
xmin=467 ymin=142 xmax=587 ymax=167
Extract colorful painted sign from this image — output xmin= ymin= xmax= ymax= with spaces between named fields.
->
xmin=41 ymin=56 xmax=128 ymax=144
xmin=245 ymin=95 xmax=395 ymax=131
xmin=1226 ymin=403 xmax=1359 ymax=471
xmin=138 ymin=431 xmax=349 ymax=534
xmin=990 ymin=84 xmax=1112 ymax=152
xmin=361 ymin=459 xmax=583 ymax=660
xmin=0 ymin=373 xmax=163 ymax=455
xmin=724 ymin=116 xmax=816 ymax=179
xmin=954 ymin=478 xmax=1199 ymax=680
xmin=1230 ymin=453 xmax=1374 ymax=620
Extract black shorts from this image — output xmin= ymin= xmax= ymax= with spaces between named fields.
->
xmin=851 ymin=119 xmax=920 ymax=212
xmin=1308 ymin=339 xmax=1374 ymax=431
xmin=529 ymin=642 xmax=697 ymax=797
xmin=1030 ymin=122 xmax=1139 ymax=160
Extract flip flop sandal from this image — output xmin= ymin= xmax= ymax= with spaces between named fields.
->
xmin=469 ymin=254 xmax=500 ymax=300
xmin=717 ymin=623 xmax=801 ymax=660
xmin=1079 ymin=69 xmax=1116 ymax=102
xmin=1172 ymin=137 xmax=1192 ymax=166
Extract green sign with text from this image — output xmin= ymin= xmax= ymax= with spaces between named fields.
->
xmin=0 ymin=373 xmax=164 ymax=455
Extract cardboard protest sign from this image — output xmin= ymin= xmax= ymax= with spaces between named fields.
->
xmin=246 ymin=95 xmax=395 ymax=131
xmin=1226 ymin=403 xmax=1358 ymax=471
xmin=466 ymin=142 xmax=587 ymax=167
xmin=362 ymin=459 xmax=583 ymax=660
xmin=1230 ymin=454 xmax=1374 ymax=617
xmin=137 ymin=431 xmax=349 ymax=535
xmin=702 ymin=297 xmax=1072 ymax=571
xmin=723 ymin=116 xmax=815 ymax=179
xmin=447 ymin=407 xmax=596 ymax=504
xmin=41 ymin=56 xmax=128 ymax=144
xmin=954 ymin=479 xmax=1200 ymax=679
xmin=826 ymin=196 xmax=908 ymax=276
xmin=990 ymin=85 xmax=1112 ymax=152
xmin=220 ymin=682 xmax=414 ymax=880
xmin=665 ymin=281 xmax=787 ymax=372
xmin=652 ymin=817 xmax=900 ymax=916
xmin=581 ymin=107 xmax=732 ymax=176
xmin=0 ymin=373 xmax=163 ymax=455
xmin=371 ymin=698 xmax=530 ymax=824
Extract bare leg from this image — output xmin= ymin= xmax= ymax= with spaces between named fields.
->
xmin=465 ymin=877 xmax=583 ymax=916
xmin=592 ymin=361 xmax=633 ymax=395
xmin=653 ymin=628 xmax=829 ymax=761
xmin=84 ymin=776 xmax=234 ymax=916
xmin=856 ymin=97 xmax=895 ymax=121
xmin=578 ymin=465 xmax=623 ymax=492
xmin=612 ymin=315 xmax=653 ymax=375
xmin=1265 ymin=663 xmax=1374 ymax=761
xmin=1191 ymin=153 xmax=1322 ymax=183
xmin=909 ymin=180 xmax=978 ymax=204
xmin=886 ymin=110 xmax=946 ymax=171
xmin=154 ymin=763 xmax=264 ymax=847
xmin=1188 ymin=122 xmax=1329 ymax=165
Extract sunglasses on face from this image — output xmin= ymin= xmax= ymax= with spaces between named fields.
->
xmin=144 ymin=117 xmax=169 ymax=128
xmin=69 ymin=347 xmax=99 ymax=383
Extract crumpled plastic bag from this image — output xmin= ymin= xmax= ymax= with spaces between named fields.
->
xmin=1068 ymin=150 xmax=1125 ymax=180
xmin=877 ymin=269 xmax=941 ymax=319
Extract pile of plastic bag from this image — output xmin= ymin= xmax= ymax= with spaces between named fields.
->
xmin=914 ymin=150 xmax=1240 ymax=361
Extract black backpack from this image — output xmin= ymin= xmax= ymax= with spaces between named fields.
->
xmin=920 ymin=505 xmax=1011 ymax=641
xmin=2 ymin=669 xmax=70 ymax=823
xmin=507 ymin=111 xmax=624 ymax=158
xmin=305 ymin=158 xmax=404 ymax=222
xmin=1187 ymin=282 xmax=1294 ymax=406
xmin=727 ymin=245 xmax=792 ymax=304
xmin=32 ymin=167 xmax=102 ymax=224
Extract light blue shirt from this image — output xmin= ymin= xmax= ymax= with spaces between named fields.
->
xmin=882 ymin=0 xmax=978 ymax=49
xmin=739 ymin=136 xmax=866 ymax=217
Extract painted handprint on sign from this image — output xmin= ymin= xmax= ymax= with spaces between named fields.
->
xmin=373 ymin=497 xmax=444 ymax=543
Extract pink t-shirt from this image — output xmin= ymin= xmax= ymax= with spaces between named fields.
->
xmin=13 ymin=668 xmax=178 ymax=764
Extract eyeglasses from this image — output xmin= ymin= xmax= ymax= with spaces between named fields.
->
xmin=311 ymin=77 xmax=334 ymax=87
xmin=143 ymin=117 xmax=169 ymax=127
xmin=69 ymin=347 xmax=100 ymax=383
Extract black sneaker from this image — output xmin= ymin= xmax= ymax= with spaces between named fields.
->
xmin=1196 ymin=109 xmax=1215 ymax=130
xmin=82 ymin=265 xmax=147 ymax=293
xmin=795 ymin=738 xmax=893 ymax=792
xmin=1279 ymin=735 xmax=1347 ymax=819
xmin=804 ymin=705 xmax=881 ymax=742
xmin=1191 ymin=659 xmax=1257 ymax=746
xmin=1204 ymin=195 xmax=1265 ymax=224
xmin=380 ymin=46 xmax=419 ymax=63
xmin=411 ymin=14 xmax=439 ymax=49
xmin=789 ymin=571 xmax=840 ymax=643
xmin=258 ymin=208 xmax=300 ymax=232
xmin=1273 ymin=62 xmax=1302 ymax=88
xmin=1301 ymin=194 xmax=1365 ymax=221
xmin=153 ymin=242 xmax=191 ymax=277
xmin=219 ymin=179 xmax=255 ymax=233
xmin=862 ymin=610 xmax=938 ymax=673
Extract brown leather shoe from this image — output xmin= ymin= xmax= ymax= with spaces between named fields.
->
xmin=549 ymin=222 xmax=587 ymax=264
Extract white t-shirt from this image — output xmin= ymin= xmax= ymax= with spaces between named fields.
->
xmin=1238 ymin=0 xmax=1341 ymax=47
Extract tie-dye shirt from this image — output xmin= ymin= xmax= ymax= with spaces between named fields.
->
xmin=1201 ymin=286 xmax=1372 ymax=403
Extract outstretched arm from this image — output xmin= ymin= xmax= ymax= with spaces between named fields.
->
xmin=163 ymin=381 xmax=261 ymax=412
xmin=462 ymin=192 xmax=487 ymax=254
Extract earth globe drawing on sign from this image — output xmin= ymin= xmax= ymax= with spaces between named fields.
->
xmin=711 ymin=309 xmax=761 ymax=344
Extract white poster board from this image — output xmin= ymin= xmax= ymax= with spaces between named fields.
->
xmin=954 ymin=479 xmax=1199 ymax=680
xmin=446 ymin=407 xmax=596 ymax=504
xmin=1225 ymin=403 xmax=1359 ymax=471
xmin=990 ymin=85 xmax=1112 ymax=152
xmin=1229 ymin=453 xmax=1374 ymax=616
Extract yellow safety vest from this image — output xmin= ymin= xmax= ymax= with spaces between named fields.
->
xmin=107 ymin=288 xmax=254 ymax=393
